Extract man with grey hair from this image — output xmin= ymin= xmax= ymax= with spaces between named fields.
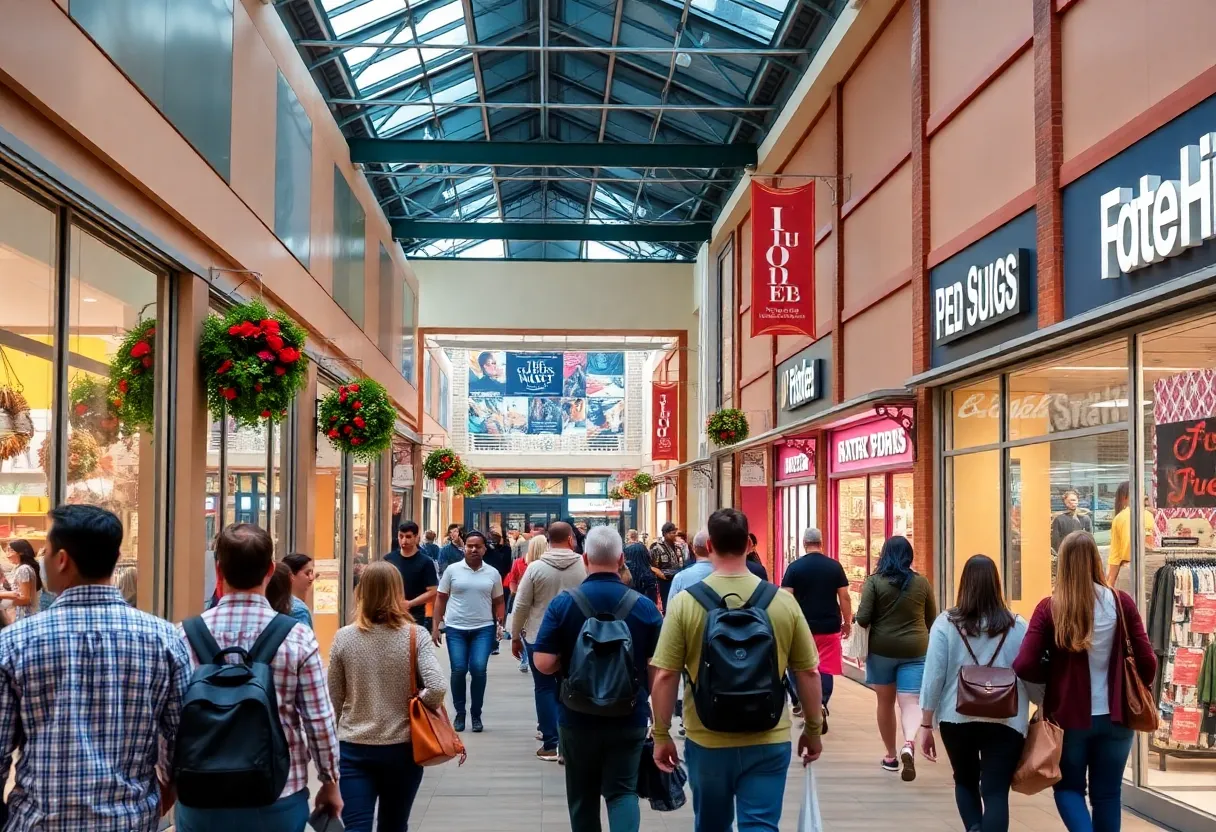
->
xmin=668 ymin=530 xmax=713 ymax=599
xmin=532 ymin=525 xmax=664 ymax=831
xmin=780 ymin=527 xmax=851 ymax=731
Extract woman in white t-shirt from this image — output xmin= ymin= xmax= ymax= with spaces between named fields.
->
xmin=0 ymin=539 xmax=42 ymax=622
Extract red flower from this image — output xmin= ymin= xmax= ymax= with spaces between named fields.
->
xmin=141 ymin=356 xmax=153 ymax=368
xmin=257 ymin=350 xmax=275 ymax=362
xmin=147 ymin=327 xmax=155 ymax=337
xmin=118 ymin=379 xmax=129 ymax=394
xmin=339 ymin=385 xmax=347 ymax=395
xmin=274 ymin=366 xmax=287 ymax=376
xmin=339 ymin=391 xmax=348 ymax=404
xmin=130 ymin=341 xmax=151 ymax=359
xmin=261 ymin=319 xmax=281 ymax=335
xmin=239 ymin=321 xmax=260 ymax=338
xmin=349 ymin=384 xmax=360 ymax=393
xmin=352 ymin=401 xmax=363 ymax=410
xmin=221 ymin=387 xmax=237 ymax=401
xmin=265 ymin=334 xmax=284 ymax=352
xmin=328 ymin=428 xmax=339 ymax=438
xmin=277 ymin=347 xmax=300 ymax=364
xmin=216 ymin=359 xmax=233 ymax=375
xmin=228 ymin=325 xmax=242 ymax=336
xmin=113 ymin=398 xmax=123 ymax=408
xmin=254 ymin=383 xmax=263 ymax=392
xmin=74 ymin=403 xmax=88 ymax=415
xmin=330 ymin=415 xmax=338 ymax=422
xmin=261 ymin=410 xmax=271 ymax=419
xmin=354 ymin=416 xmax=366 ymax=428
xmin=351 ymin=438 xmax=362 ymax=445
xmin=131 ymin=366 xmax=142 ymax=375
xmin=343 ymin=425 xmax=353 ymax=435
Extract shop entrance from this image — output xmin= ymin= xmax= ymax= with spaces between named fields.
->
xmin=466 ymin=499 xmax=564 ymax=537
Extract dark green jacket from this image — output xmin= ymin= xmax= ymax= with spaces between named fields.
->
xmin=856 ymin=572 xmax=936 ymax=659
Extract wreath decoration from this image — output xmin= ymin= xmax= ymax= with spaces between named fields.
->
xmin=200 ymin=300 xmax=308 ymax=427
xmin=423 ymin=448 xmax=464 ymax=491
xmin=108 ymin=318 xmax=157 ymax=434
xmin=0 ymin=386 xmax=33 ymax=462
xmin=38 ymin=431 xmax=101 ymax=484
xmin=318 ymin=379 xmax=395 ymax=461
xmin=630 ymin=472 xmax=655 ymax=493
xmin=707 ymin=408 xmax=749 ymax=447
xmin=455 ymin=469 xmax=487 ymax=498
xmin=69 ymin=375 xmax=121 ymax=446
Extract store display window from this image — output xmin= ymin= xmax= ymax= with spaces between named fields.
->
xmin=775 ymin=440 xmax=816 ymax=582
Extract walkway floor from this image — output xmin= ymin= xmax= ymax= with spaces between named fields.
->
xmin=406 ymin=648 xmax=1167 ymax=832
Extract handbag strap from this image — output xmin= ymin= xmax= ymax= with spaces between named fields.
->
xmin=1111 ymin=588 xmax=1135 ymax=661
xmin=408 ymin=625 xmax=418 ymax=701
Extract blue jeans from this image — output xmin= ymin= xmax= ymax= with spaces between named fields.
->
xmin=527 ymin=639 xmax=559 ymax=750
xmin=684 ymin=740 xmax=790 ymax=832
xmin=339 ymin=741 xmax=424 ymax=832
xmin=1053 ymin=715 xmax=1135 ymax=832
xmin=446 ymin=624 xmax=495 ymax=718
xmin=175 ymin=789 xmax=309 ymax=832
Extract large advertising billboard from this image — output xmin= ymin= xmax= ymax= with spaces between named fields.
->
xmin=469 ymin=350 xmax=624 ymax=437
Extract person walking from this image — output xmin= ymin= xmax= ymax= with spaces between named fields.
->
xmin=650 ymin=508 xmax=823 ymax=832
xmin=421 ymin=530 xmax=441 ymax=563
xmin=745 ymin=533 xmax=768 ymax=582
xmin=329 ymin=562 xmax=447 ymax=832
xmin=175 ymin=524 xmax=342 ymax=831
xmin=384 ymin=521 xmax=439 ymax=631
xmin=668 ymin=529 xmax=712 ymax=598
xmin=856 ymin=535 xmax=936 ymax=781
xmin=509 ymin=534 xmax=547 ymax=674
xmin=780 ymin=528 xmax=851 ymax=730
xmin=1013 ymin=531 xmax=1156 ymax=832
xmin=266 ymin=562 xmax=296 ymax=615
xmin=917 ymin=554 xmax=1031 ymax=832
xmin=0 ymin=539 xmax=42 ymax=622
xmin=623 ymin=529 xmax=658 ymax=604
xmin=531 ymin=526 xmax=664 ymax=831
xmin=511 ymin=521 xmax=587 ymax=762
xmin=0 ymin=505 xmax=191 ymax=831
xmin=1106 ymin=481 xmax=1154 ymax=589
xmin=432 ymin=530 xmax=505 ymax=733
xmin=486 ymin=530 xmax=515 ymax=655
xmin=437 ymin=524 xmax=465 ymax=576
xmin=649 ymin=522 xmax=682 ymax=612
xmin=509 ymin=525 xmax=529 ymax=560
xmin=281 ymin=553 xmax=315 ymax=628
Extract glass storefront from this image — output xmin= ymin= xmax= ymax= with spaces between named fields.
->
xmin=775 ymin=440 xmax=817 ymax=583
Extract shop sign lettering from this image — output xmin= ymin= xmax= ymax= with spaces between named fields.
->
xmin=933 ymin=250 xmax=1028 ymax=346
xmin=954 ymin=387 xmax=1129 ymax=432
xmin=1100 ymin=132 xmax=1216 ymax=279
xmin=784 ymin=452 xmax=810 ymax=476
xmin=781 ymin=357 xmax=821 ymax=411
xmin=836 ymin=428 xmax=907 ymax=466
xmin=1156 ymin=418 xmax=1216 ymax=508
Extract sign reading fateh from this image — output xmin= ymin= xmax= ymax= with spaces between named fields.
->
xmin=652 ymin=383 xmax=679 ymax=461
xmin=750 ymin=181 xmax=815 ymax=338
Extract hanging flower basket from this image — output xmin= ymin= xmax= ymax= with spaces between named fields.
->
xmin=608 ymin=487 xmax=623 ymax=500
xmin=69 ymin=375 xmax=121 ymax=446
xmin=630 ymin=472 xmax=655 ymax=493
xmin=707 ymin=408 xmax=749 ymax=447
xmin=38 ymin=431 xmax=101 ymax=484
xmin=423 ymin=448 xmax=464 ymax=491
xmin=619 ymin=480 xmax=638 ymax=500
xmin=200 ymin=300 xmax=309 ymax=428
xmin=455 ymin=469 xmax=487 ymax=498
xmin=0 ymin=385 xmax=33 ymax=462
xmin=108 ymin=318 xmax=157 ymax=434
xmin=318 ymin=378 xmax=395 ymax=461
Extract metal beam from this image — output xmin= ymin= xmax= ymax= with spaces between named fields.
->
xmin=331 ymin=98 xmax=772 ymax=112
xmin=297 ymin=39 xmax=811 ymax=55
xmin=390 ymin=220 xmax=712 ymax=242
xmin=349 ymin=138 xmax=757 ymax=167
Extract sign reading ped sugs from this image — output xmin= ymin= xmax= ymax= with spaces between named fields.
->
xmin=933 ymin=249 xmax=1028 ymax=346
xmin=750 ymin=181 xmax=815 ymax=338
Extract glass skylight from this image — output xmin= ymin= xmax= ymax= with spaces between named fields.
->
xmin=330 ymin=0 xmax=405 ymax=37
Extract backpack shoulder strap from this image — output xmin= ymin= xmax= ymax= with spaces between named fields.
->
xmin=249 ymin=613 xmax=297 ymax=666
xmin=987 ymin=625 xmax=1012 ymax=667
xmin=684 ymin=581 xmax=723 ymax=611
xmin=183 ymin=616 xmax=223 ymax=665
xmin=566 ymin=587 xmax=597 ymax=620
xmin=744 ymin=581 xmax=779 ymax=611
xmin=612 ymin=588 xmax=641 ymax=620
xmin=950 ymin=619 xmax=982 ymax=665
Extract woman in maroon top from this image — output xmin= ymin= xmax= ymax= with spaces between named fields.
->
xmin=1012 ymin=532 xmax=1156 ymax=832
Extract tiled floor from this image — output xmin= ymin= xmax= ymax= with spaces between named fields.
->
xmin=400 ymin=649 xmax=1168 ymax=831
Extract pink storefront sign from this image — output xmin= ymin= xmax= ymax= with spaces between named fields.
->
xmin=776 ymin=439 xmax=815 ymax=482
xmin=830 ymin=415 xmax=914 ymax=475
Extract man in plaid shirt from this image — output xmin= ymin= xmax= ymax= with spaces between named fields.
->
xmin=174 ymin=523 xmax=341 ymax=831
xmin=0 ymin=504 xmax=192 ymax=831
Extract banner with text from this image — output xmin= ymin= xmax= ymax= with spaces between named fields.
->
xmin=750 ymin=181 xmax=815 ymax=338
xmin=652 ymin=382 xmax=679 ymax=461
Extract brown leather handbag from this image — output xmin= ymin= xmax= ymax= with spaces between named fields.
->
xmin=953 ymin=622 xmax=1019 ymax=719
xmin=1112 ymin=592 xmax=1159 ymax=733
xmin=408 ymin=626 xmax=467 ymax=767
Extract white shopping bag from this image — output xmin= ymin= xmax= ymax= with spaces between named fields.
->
xmin=842 ymin=623 xmax=868 ymax=661
xmin=797 ymin=765 xmax=824 ymax=832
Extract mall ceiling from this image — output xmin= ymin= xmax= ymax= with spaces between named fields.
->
xmin=276 ymin=0 xmax=846 ymax=259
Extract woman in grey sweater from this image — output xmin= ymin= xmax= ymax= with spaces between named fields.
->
xmin=329 ymin=562 xmax=448 ymax=832
xmin=917 ymin=555 xmax=1031 ymax=832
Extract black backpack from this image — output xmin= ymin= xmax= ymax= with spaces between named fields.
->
xmin=174 ymin=613 xmax=296 ymax=809
xmin=559 ymin=587 xmax=641 ymax=717
xmin=684 ymin=581 xmax=784 ymax=733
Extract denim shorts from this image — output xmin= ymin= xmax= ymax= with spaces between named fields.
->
xmin=865 ymin=654 xmax=926 ymax=692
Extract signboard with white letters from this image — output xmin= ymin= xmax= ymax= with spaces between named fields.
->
xmin=774 ymin=337 xmax=833 ymax=427
xmin=933 ymin=249 xmax=1029 ymax=346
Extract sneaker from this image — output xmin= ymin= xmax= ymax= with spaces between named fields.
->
xmin=881 ymin=756 xmax=899 ymax=772
xmin=454 ymin=713 xmax=466 ymax=733
xmin=536 ymin=747 xmax=560 ymax=762
xmin=900 ymin=743 xmax=916 ymax=782
xmin=519 ymin=663 xmax=529 ymax=673
xmin=472 ymin=717 xmax=484 ymax=733
xmin=820 ymin=705 xmax=829 ymax=736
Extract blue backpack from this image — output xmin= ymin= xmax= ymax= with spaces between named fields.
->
xmin=173 ymin=614 xmax=296 ymax=808
xmin=560 ymin=587 xmax=641 ymax=717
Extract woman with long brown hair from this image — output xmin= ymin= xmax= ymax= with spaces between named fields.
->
xmin=918 ymin=555 xmax=1030 ymax=832
xmin=328 ymin=561 xmax=447 ymax=832
xmin=1013 ymin=531 xmax=1156 ymax=832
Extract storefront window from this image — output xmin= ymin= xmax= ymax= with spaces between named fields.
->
xmin=778 ymin=483 xmax=816 ymax=578
xmin=949 ymin=376 xmax=1000 ymax=450
xmin=1007 ymin=340 xmax=1128 ymax=442
xmin=837 ymin=477 xmax=868 ymax=609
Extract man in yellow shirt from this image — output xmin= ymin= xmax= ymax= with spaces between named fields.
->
xmin=650 ymin=508 xmax=823 ymax=831
xmin=1107 ymin=482 xmax=1155 ymax=586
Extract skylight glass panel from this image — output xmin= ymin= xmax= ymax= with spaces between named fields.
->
xmin=690 ymin=0 xmax=778 ymax=40
xmin=459 ymin=191 xmax=498 ymax=218
xmin=442 ymin=175 xmax=491 ymax=201
xmin=356 ymin=49 xmax=421 ymax=89
xmin=432 ymin=76 xmax=477 ymax=104
xmin=329 ymin=0 xmax=404 ymax=37
xmin=593 ymin=188 xmax=647 ymax=219
xmin=343 ymin=29 xmax=392 ymax=67
xmin=586 ymin=242 xmax=628 ymax=260
xmin=376 ymin=102 xmax=432 ymax=134
xmin=458 ymin=240 xmax=504 ymax=258
xmin=414 ymin=1 xmax=464 ymax=38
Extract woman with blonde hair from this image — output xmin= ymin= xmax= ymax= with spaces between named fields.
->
xmin=1013 ymin=531 xmax=1156 ymax=832
xmin=328 ymin=561 xmax=447 ymax=832
xmin=508 ymin=534 xmax=548 ymax=672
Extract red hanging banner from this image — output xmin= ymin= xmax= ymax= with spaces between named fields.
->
xmin=652 ymin=382 xmax=679 ymax=461
xmin=750 ymin=181 xmax=816 ymax=338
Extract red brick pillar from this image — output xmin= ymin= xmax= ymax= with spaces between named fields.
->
xmin=1034 ymin=0 xmax=1064 ymax=327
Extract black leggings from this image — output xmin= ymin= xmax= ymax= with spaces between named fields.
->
xmin=938 ymin=721 xmax=1025 ymax=832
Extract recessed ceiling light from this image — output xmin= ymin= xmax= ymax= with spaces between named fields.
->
xmin=82 ymin=297 xmax=98 ymax=303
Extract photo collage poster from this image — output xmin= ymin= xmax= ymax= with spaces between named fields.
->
xmin=468 ymin=350 xmax=625 ymax=438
